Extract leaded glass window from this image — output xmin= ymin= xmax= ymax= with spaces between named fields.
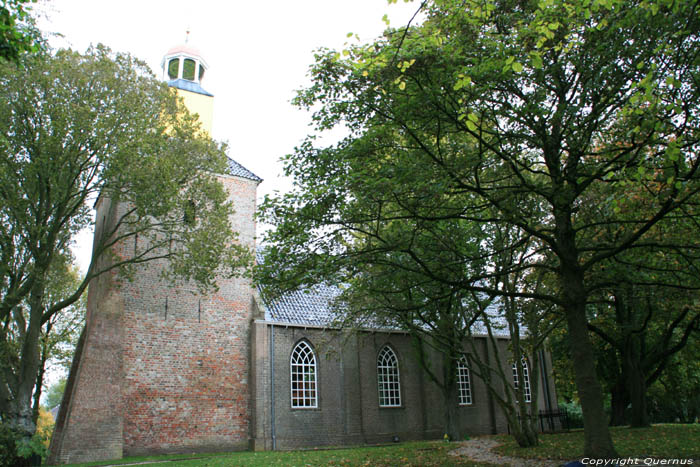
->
xmin=290 ymin=340 xmax=317 ymax=408
xmin=457 ymin=356 xmax=472 ymax=405
xmin=377 ymin=346 xmax=401 ymax=407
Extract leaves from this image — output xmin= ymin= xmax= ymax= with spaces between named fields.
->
xmin=261 ymin=0 xmax=700 ymax=456
xmin=0 ymin=46 xmax=250 ymax=437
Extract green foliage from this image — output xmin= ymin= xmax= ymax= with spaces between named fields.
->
xmin=647 ymin=339 xmax=700 ymax=423
xmin=44 ymin=377 xmax=66 ymax=410
xmin=259 ymin=0 xmax=700 ymax=457
xmin=15 ymin=430 xmax=47 ymax=465
xmin=0 ymin=0 xmax=41 ymax=62
xmin=0 ymin=423 xmax=22 ymax=466
xmin=39 ymin=262 xmax=86 ymax=373
xmin=0 ymin=45 xmax=251 ymax=445
xmin=558 ymin=401 xmax=584 ymax=429
xmin=0 ymin=422 xmax=45 ymax=467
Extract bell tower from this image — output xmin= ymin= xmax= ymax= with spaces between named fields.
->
xmin=48 ymin=36 xmax=261 ymax=464
xmin=161 ymin=33 xmax=214 ymax=134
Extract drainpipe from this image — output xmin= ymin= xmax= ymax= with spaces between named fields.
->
xmin=270 ymin=323 xmax=276 ymax=450
xmin=539 ymin=349 xmax=552 ymax=412
xmin=482 ymin=338 xmax=498 ymax=434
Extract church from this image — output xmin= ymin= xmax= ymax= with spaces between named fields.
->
xmin=48 ymin=43 xmax=558 ymax=465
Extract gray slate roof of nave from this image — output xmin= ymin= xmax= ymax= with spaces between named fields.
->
xmin=255 ymin=251 xmax=511 ymax=336
xmin=260 ymin=282 xmax=341 ymax=326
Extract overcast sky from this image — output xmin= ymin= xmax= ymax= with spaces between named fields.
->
xmin=35 ymin=0 xmax=421 ymax=271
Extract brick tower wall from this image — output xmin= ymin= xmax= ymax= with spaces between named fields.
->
xmin=49 ymin=173 xmax=258 ymax=463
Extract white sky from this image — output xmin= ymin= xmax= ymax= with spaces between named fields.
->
xmin=35 ymin=0 xmax=421 ymax=272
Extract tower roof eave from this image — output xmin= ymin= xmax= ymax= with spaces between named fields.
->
xmin=167 ymin=79 xmax=214 ymax=97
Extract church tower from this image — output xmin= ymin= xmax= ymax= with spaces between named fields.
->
xmin=161 ymin=38 xmax=214 ymax=134
xmin=48 ymin=41 xmax=261 ymax=464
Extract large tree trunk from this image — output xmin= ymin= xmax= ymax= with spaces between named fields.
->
xmin=554 ymin=192 xmax=618 ymax=457
xmin=609 ymin=382 xmax=628 ymax=426
xmin=563 ymin=275 xmax=618 ymax=457
xmin=504 ymin=403 xmax=538 ymax=448
xmin=6 ymin=398 xmax=36 ymax=437
xmin=7 ymin=272 xmax=47 ymax=443
xmin=441 ymin=346 xmax=462 ymax=441
xmin=627 ymin=355 xmax=649 ymax=427
xmin=442 ymin=383 xmax=461 ymax=441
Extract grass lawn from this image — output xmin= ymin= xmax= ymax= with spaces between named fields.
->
xmin=62 ymin=441 xmax=493 ymax=467
xmin=58 ymin=424 xmax=699 ymax=466
xmin=494 ymin=424 xmax=700 ymax=460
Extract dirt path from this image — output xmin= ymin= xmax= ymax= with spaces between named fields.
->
xmin=449 ymin=437 xmax=564 ymax=466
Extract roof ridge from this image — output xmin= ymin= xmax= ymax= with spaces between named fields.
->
xmin=226 ymin=157 xmax=262 ymax=182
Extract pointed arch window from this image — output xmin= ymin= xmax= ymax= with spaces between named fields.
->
xmin=377 ymin=346 xmax=401 ymax=407
xmin=457 ymin=356 xmax=472 ymax=405
xmin=512 ymin=357 xmax=531 ymax=403
xmin=290 ymin=340 xmax=317 ymax=408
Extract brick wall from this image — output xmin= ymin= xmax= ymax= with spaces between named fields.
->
xmin=251 ymin=323 xmax=554 ymax=449
xmin=49 ymin=173 xmax=259 ymax=463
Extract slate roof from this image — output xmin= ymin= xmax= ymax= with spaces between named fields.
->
xmin=260 ymin=283 xmax=341 ymax=326
xmin=167 ymin=78 xmax=214 ymax=97
xmin=255 ymin=270 xmax=511 ymax=337
xmin=227 ymin=158 xmax=262 ymax=182
xmin=255 ymin=249 xmax=514 ymax=335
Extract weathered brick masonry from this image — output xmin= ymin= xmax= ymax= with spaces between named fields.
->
xmin=48 ymin=174 xmax=259 ymax=464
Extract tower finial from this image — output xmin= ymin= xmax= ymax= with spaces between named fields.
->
xmin=185 ymin=27 xmax=190 ymax=44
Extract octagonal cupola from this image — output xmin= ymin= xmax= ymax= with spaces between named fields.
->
xmin=161 ymin=34 xmax=213 ymax=97
xmin=160 ymin=32 xmax=215 ymax=134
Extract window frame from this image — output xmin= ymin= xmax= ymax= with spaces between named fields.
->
xmin=457 ymin=356 xmax=473 ymax=406
xmin=167 ymin=58 xmax=179 ymax=80
xmin=290 ymin=340 xmax=318 ymax=409
xmin=377 ymin=345 xmax=402 ymax=408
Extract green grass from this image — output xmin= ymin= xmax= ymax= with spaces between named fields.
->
xmin=63 ymin=441 xmax=494 ymax=467
xmin=493 ymin=424 xmax=700 ymax=460
xmin=58 ymin=425 xmax=700 ymax=466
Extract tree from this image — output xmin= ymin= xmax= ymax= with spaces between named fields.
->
xmin=0 ymin=46 xmax=251 ymax=450
xmin=259 ymin=0 xmax=700 ymax=458
xmin=0 ymin=0 xmax=40 ymax=62
xmin=332 ymin=215 xmax=487 ymax=443
xmin=647 ymin=337 xmax=700 ymax=423
xmin=28 ymin=257 xmax=85 ymax=425
xmin=43 ymin=378 xmax=66 ymax=411
xmin=590 ymin=282 xmax=699 ymax=427
xmin=570 ymin=178 xmax=700 ymax=427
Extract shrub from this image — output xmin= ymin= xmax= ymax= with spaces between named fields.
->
xmin=0 ymin=422 xmax=48 ymax=467
xmin=559 ymin=401 xmax=584 ymax=429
